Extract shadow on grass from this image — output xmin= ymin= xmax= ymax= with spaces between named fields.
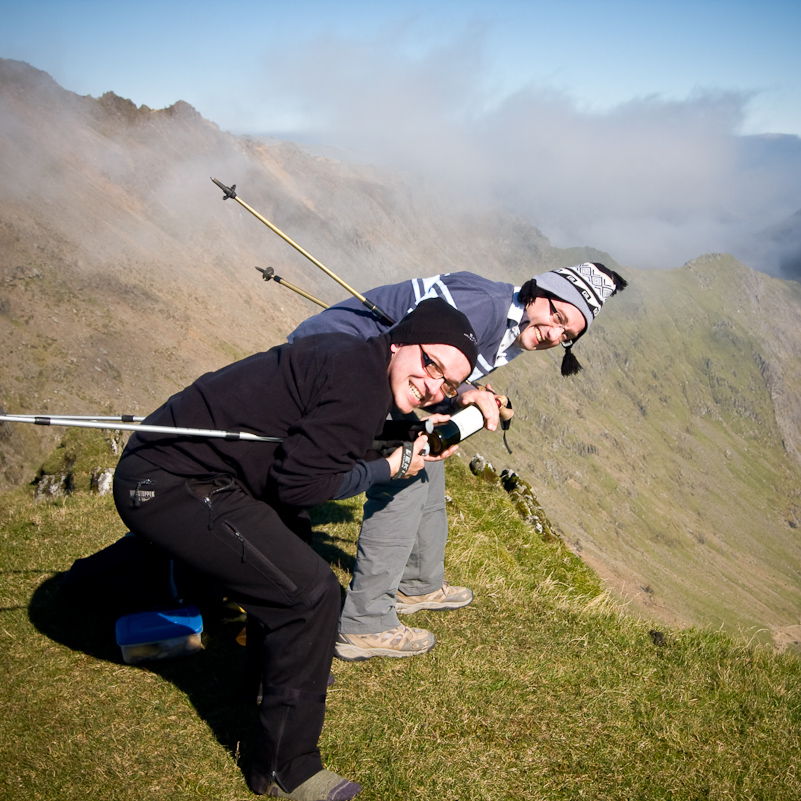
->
xmin=25 ymin=516 xmax=357 ymax=781
xmin=28 ymin=573 xmax=259 ymax=770
xmin=311 ymin=529 xmax=357 ymax=576
xmin=310 ymin=500 xmax=358 ymax=527
xmin=309 ymin=501 xmax=359 ymax=575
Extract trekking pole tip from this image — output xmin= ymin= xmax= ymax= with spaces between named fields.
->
xmin=210 ymin=177 xmax=237 ymax=200
xmin=255 ymin=266 xmax=275 ymax=282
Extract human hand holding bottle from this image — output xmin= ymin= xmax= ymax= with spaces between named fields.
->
xmin=454 ymin=383 xmax=500 ymax=431
xmin=419 ymin=413 xmax=460 ymax=461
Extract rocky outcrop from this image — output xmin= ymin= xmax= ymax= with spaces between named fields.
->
xmin=33 ymin=429 xmax=123 ymax=501
xmin=469 ymin=454 xmax=559 ymax=542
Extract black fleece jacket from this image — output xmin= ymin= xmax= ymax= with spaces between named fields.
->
xmin=125 ymin=332 xmax=394 ymax=508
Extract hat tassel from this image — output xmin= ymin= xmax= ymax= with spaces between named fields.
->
xmin=561 ymin=343 xmax=583 ymax=376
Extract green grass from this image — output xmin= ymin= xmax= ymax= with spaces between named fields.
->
xmin=468 ymin=257 xmax=801 ymax=643
xmin=1 ymin=449 xmax=800 ymax=800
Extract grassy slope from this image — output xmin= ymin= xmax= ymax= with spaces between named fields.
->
xmin=1 ymin=440 xmax=799 ymax=801
xmin=469 ymin=255 xmax=801 ymax=644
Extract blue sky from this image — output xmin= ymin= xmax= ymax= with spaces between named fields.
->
xmin=2 ymin=0 xmax=801 ymax=271
xmin=3 ymin=0 xmax=800 ymax=137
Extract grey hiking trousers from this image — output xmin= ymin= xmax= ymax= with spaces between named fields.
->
xmin=339 ymin=459 xmax=448 ymax=634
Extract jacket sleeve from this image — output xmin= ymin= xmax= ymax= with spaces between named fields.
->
xmin=435 ymin=273 xmax=514 ymax=377
xmin=332 ymin=458 xmax=392 ymax=500
xmin=288 ymin=280 xmax=419 ymax=341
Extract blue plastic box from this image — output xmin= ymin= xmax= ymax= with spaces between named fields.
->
xmin=115 ymin=606 xmax=203 ymax=664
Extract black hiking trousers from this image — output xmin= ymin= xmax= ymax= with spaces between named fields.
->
xmin=113 ymin=451 xmax=341 ymax=794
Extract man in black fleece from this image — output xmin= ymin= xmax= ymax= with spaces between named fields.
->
xmin=112 ymin=298 xmax=478 ymax=801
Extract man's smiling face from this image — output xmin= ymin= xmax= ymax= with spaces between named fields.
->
xmin=387 ymin=343 xmax=471 ymax=413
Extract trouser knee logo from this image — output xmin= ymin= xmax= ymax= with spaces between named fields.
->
xmin=130 ymin=479 xmax=155 ymax=506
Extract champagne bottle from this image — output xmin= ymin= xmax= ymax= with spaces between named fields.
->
xmin=424 ymin=405 xmax=485 ymax=455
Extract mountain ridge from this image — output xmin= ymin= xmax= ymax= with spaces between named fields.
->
xmin=1 ymin=58 xmax=800 ymax=648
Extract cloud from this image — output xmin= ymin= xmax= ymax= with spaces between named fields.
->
xmin=745 ymin=209 xmax=801 ymax=281
xmin=251 ymin=28 xmax=801 ymax=273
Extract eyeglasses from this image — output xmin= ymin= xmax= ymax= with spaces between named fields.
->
xmin=547 ymin=298 xmax=575 ymax=343
xmin=419 ymin=346 xmax=461 ymax=398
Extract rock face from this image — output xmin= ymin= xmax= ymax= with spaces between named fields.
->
xmin=91 ymin=467 xmax=115 ymax=496
xmin=35 ymin=463 xmax=116 ymax=499
xmin=34 ymin=472 xmax=71 ymax=501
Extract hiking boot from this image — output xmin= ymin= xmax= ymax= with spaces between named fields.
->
xmin=396 ymin=581 xmax=474 ymax=614
xmin=264 ymin=769 xmax=362 ymax=800
xmin=334 ymin=624 xmax=436 ymax=661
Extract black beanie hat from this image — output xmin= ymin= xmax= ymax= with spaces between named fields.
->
xmin=389 ymin=298 xmax=479 ymax=371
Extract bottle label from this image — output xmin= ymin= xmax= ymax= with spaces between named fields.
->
xmin=452 ymin=405 xmax=485 ymax=440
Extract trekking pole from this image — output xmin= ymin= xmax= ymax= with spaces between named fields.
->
xmin=256 ymin=263 xmax=508 ymax=413
xmin=6 ymin=414 xmax=146 ymax=423
xmin=211 ymin=177 xmax=396 ymax=325
xmin=0 ymin=410 xmax=281 ymax=443
xmin=255 ymin=267 xmax=329 ymax=309
xmin=210 ymin=178 xmax=513 ymax=439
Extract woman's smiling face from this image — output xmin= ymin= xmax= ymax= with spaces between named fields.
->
xmin=515 ymin=295 xmax=586 ymax=351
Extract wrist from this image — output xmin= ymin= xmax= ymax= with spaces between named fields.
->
xmin=386 ymin=452 xmax=401 ymax=476
xmin=392 ymin=441 xmax=415 ymax=480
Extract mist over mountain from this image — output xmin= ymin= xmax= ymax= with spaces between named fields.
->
xmin=250 ymin=31 xmax=801 ymax=276
xmin=1 ymin=58 xmax=800 ymax=650
xmin=747 ymin=209 xmax=801 ymax=281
